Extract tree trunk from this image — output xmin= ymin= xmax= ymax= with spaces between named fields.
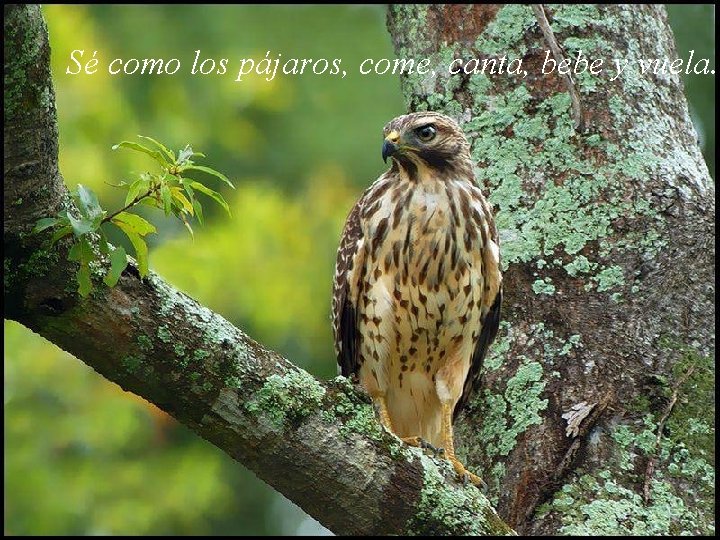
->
xmin=387 ymin=4 xmax=714 ymax=535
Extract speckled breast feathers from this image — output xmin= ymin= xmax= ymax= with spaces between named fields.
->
xmin=332 ymin=112 xmax=502 ymax=447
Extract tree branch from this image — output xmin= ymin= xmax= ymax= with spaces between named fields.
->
xmin=3 ymin=5 xmax=514 ymax=536
xmin=102 ymin=184 xmax=159 ymax=224
xmin=642 ymin=363 xmax=696 ymax=505
xmin=531 ymin=4 xmax=585 ymax=132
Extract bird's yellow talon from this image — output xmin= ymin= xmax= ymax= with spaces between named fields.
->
xmin=401 ymin=436 xmax=423 ymax=447
xmin=401 ymin=436 xmax=443 ymax=456
xmin=448 ymin=456 xmax=485 ymax=488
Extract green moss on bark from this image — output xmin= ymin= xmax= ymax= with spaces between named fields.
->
xmin=405 ymin=454 xmax=515 ymax=535
xmin=539 ymin=343 xmax=714 ymax=535
xmin=244 ymin=370 xmax=326 ymax=429
xmin=474 ymin=358 xmax=548 ymax=460
xmin=4 ymin=6 xmax=54 ymax=118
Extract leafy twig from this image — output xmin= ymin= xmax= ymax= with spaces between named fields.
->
xmin=33 ymin=136 xmax=234 ymax=296
xmin=103 ymin=186 xmax=159 ymax=225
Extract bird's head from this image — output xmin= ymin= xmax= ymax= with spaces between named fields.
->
xmin=381 ymin=111 xmax=472 ymax=180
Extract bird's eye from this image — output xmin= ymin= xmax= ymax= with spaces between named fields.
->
xmin=416 ymin=124 xmax=437 ymax=142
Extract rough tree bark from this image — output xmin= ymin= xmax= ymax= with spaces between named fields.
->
xmin=388 ymin=4 xmax=714 ymax=535
xmin=4 ymin=4 xmax=714 ymax=536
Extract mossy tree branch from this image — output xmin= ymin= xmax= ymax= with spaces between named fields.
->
xmin=3 ymin=5 xmax=515 ymax=536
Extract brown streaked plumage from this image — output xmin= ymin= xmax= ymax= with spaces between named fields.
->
xmin=331 ymin=111 xmax=502 ymax=485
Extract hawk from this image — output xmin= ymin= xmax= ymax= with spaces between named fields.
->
xmin=331 ymin=111 xmax=502 ymax=485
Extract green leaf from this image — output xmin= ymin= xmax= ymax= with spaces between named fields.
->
xmin=68 ymin=213 xmax=97 ymax=237
xmin=114 ymin=221 xmax=149 ymax=277
xmin=68 ymin=237 xmax=95 ymax=297
xmin=67 ymin=241 xmax=81 ymax=261
xmin=77 ymin=264 xmax=92 ymax=297
xmin=160 ymin=183 xmax=172 ymax=216
xmin=181 ymin=178 xmax=195 ymax=197
xmin=187 ymin=181 xmax=231 ymax=216
xmin=111 ymin=212 xmax=157 ymax=236
xmin=50 ymin=225 xmax=73 ymax=245
xmin=165 ymin=173 xmax=181 ymax=186
xmin=138 ymin=135 xmax=175 ymax=164
xmin=76 ymin=184 xmax=104 ymax=221
xmin=177 ymin=145 xmax=194 ymax=166
xmin=177 ymin=145 xmax=207 ymax=166
xmin=67 ymin=236 xmax=93 ymax=262
xmin=193 ymin=198 xmax=204 ymax=225
xmin=125 ymin=175 xmax=151 ymax=206
xmin=97 ymin=229 xmax=111 ymax=255
xmin=112 ymin=141 xmax=167 ymax=166
xmin=32 ymin=217 xmax=60 ymax=234
xmin=182 ymin=165 xmax=235 ymax=189
xmin=139 ymin=196 xmax=163 ymax=209
xmin=170 ymin=186 xmax=194 ymax=214
xmin=104 ymin=246 xmax=128 ymax=287
xmin=104 ymin=179 xmax=128 ymax=188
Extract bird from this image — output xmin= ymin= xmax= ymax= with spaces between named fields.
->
xmin=331 ymin=111 xmax=502 ymax=485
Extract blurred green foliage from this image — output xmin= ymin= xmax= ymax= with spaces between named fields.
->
xmin=667 ymin=5 xmax=716 ymax=179
xmin=4 ymin=5 xmax=714 ymax=535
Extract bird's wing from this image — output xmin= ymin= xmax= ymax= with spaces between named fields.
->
xmin=332 ymin=195 xmax=365 ymax=377
xmin=454 ymin=205 xmax=503 ymax=420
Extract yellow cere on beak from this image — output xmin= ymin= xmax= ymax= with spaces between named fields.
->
xmin=382 ymin=130 xmax=401 ymax=163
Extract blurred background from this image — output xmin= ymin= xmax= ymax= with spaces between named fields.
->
xmin=4 ymin=5 xmax=714 ymax=535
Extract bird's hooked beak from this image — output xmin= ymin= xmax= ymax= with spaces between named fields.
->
xmin=382 ymin=130 xmax=401 ymax=163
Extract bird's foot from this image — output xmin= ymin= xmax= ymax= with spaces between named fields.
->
xmin=447 ymin=455 xmax=487 ymax=490
xmin=401 ymin=436 xmax=444 ymax=458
